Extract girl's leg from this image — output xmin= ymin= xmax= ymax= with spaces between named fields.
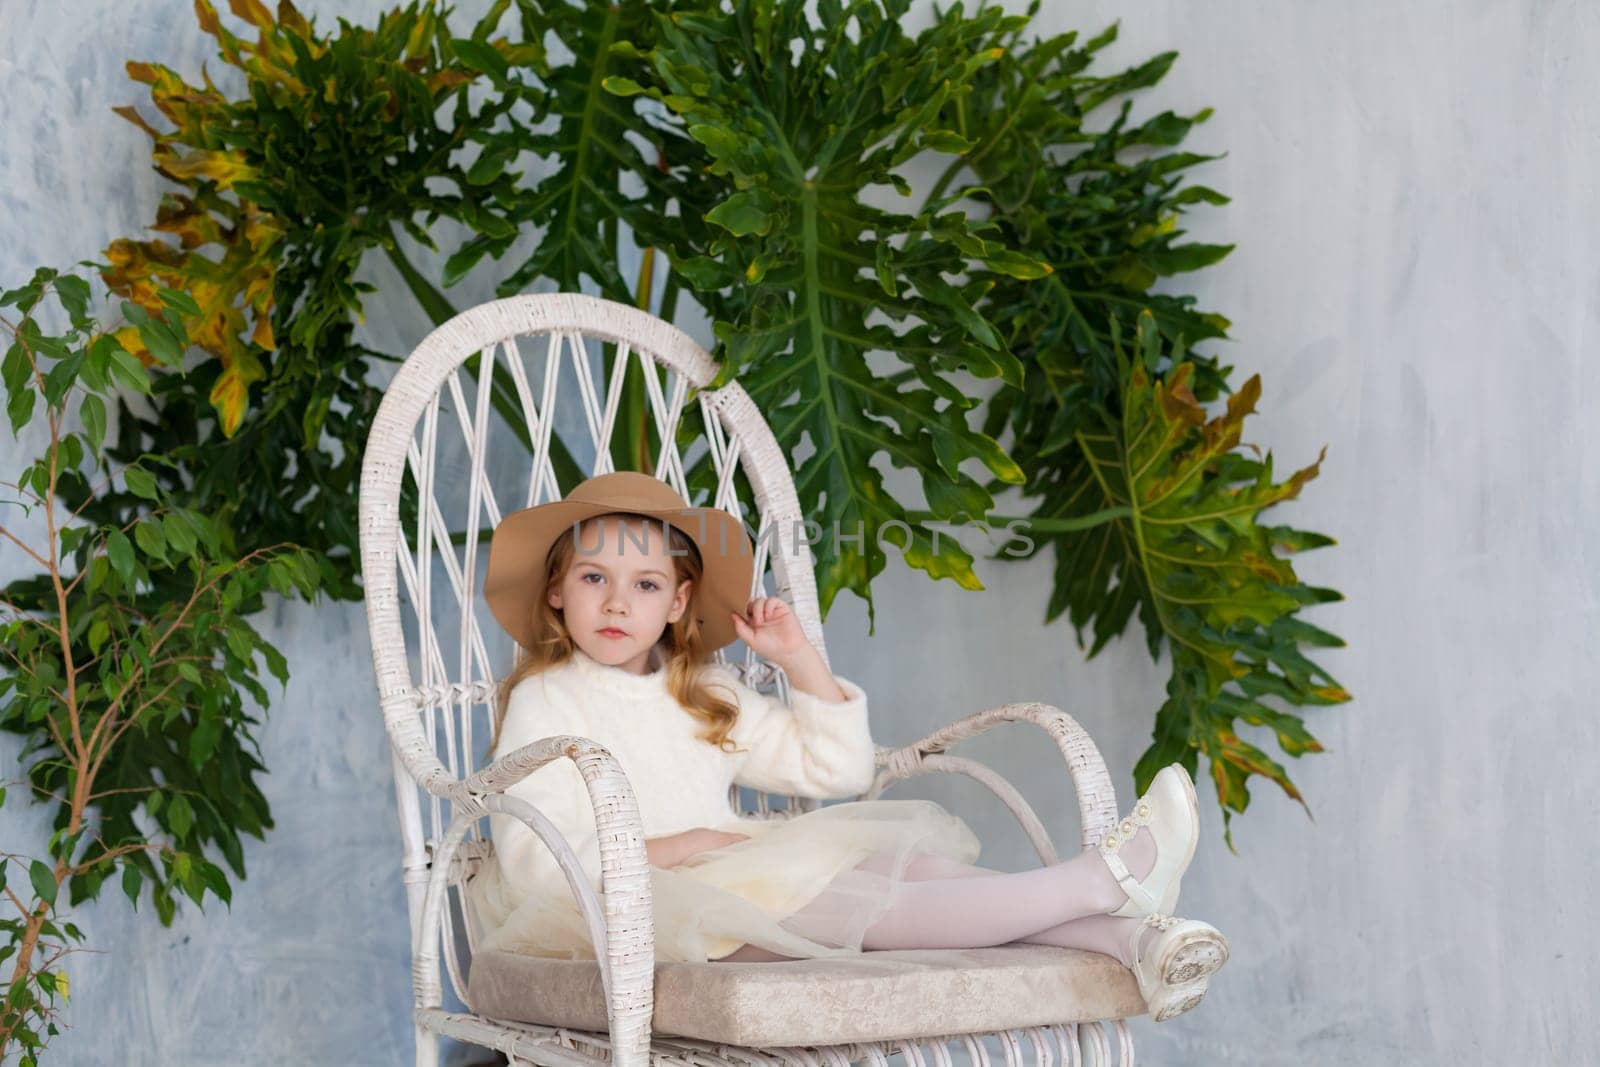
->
xmin=879 ymin=852 xmax=1139 ymax=966
xmin=853 ymin=832 xmax=1155 ymax=950
xmin=709 ymin=837 xmax=1157 ymax=962
xmin=720 ymin=831 xmax=1158 ymax=966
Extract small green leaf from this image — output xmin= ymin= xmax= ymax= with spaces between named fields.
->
xmin=108 ymin=347 xmax=152 ymax=396
xmin=167 ymin=794 xmax=194 ymax=840
xmin=705 ymin=190 xmax=776 ymax=237
xmin=451 ymin=37 xmax=508 ymax=81
xmin=121 ymin=863 xmax=142 ymax=909
xmin=162 ymin=512 xmax=198 ymax=557
xmin=82 ymin=334 xmax=118 ymax=392
xmin=137 ymin=320 xmax=185 ymax=368
xmin=124 ymin=466 xmax=159 ymax=500
xmin=87 ymin=618 xmax=111 ymax=655
xmin=43 ymin=350 xmax=85 ymax=405
xmin=134 ymin=519 xmax=169 ymax=565
xmin=466 ymin=148 xmax=510 ymax=186
xmin=601 ymin=75 xmax=647 ymax=97
xmin=189 ymin=714 xmax=222 ymax=768
xmin=921 ymin=129 xmax=976 ymax=153
xmin=55 ymin=275 xmax=91 ymax=321
xmin=29 ymin=860 xmax=56 ymax=907
xmin=105 ymin=528 xmax=135 ymax=584
xmin=8 ymin=386 xmax=36 ymax=436
xmin=80 ymin=394 xmax=105 ymax=452
xmin=119 ymin=300 xmax=150 ymax=327
xmin=156 ymin=287 xmax=202 ymax=319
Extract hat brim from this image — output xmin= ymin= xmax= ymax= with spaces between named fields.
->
xmin=483 ymin=498 xmax=755 ymax=654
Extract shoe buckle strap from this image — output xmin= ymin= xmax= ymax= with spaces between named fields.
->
xmin=1101 ymin=849 xmax=1158 ymax=912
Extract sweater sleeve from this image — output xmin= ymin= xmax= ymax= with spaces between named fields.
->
xmin=486 ymin=675 xmax=604 ymax=895
xmin=711 ymin=664 xmax=879 ymax=799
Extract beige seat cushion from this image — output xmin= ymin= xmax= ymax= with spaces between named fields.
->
xmin=466 ymin=945 xmax=1146 ymax=1047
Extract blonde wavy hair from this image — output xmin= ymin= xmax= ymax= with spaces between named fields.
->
xmin=489 ymin=512 xmax=743 ymax=756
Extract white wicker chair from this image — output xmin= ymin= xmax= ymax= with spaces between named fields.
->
xmin=357 ymin=293 xmax=1149 ymax=1067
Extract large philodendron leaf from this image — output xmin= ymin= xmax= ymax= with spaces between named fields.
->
xmin=960 ymin=17 xmax=1237 ymax=410
xmin=459 ymin=0 xmax=673 ymax=301
xmin=607 ymin=0 xmax=1045 ymax=623
xmin=962 ymin=17 xmax=1240 ymax=539
xmin=1016 ymin=312 xmax=1348 ymax=844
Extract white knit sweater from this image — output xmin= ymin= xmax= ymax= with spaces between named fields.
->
xmin=485 ymin=646 xmax=877 ymax=898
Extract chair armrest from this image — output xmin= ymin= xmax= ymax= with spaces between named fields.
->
xmin=416 ymin=733 xmax=656 ymax=1064
xmin=459 ymin=732 xmax=601 ymax=796
xmin=871 ymin=702 xmax=1121 ymax=854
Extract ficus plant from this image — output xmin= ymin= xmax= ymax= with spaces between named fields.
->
xmin=0 ymin=268 xmax=322 ymax=1061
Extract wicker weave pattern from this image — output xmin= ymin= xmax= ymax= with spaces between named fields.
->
xmin=358 ymin=294 xmax=1134 ymax=1066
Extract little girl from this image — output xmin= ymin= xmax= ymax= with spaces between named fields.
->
xmin=468 ymin=472 xmax=1228 ymax=1021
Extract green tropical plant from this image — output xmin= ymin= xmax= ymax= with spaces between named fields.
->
xmin=0 ymin=267 xmax=322 ymax=1060
xmin=97 ymin=0 xmax=541 ymax=601
xmin=0 ymin=3 xmax=1350 ymax=1060
xmin=6 ymin=0 xmax=1342 ymax=909
xmin=1033 ymin=310 xmax=1345 ymax=843
xmin=578 ymin=0 xmax=1349 ymax=837
xmin=598 ymin=0 xmax=1047 ymax=608
xmin=937 ymin=11 xmax=1348 ymax=835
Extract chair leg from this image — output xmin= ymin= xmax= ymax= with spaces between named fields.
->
xmin=415 ymin=1021 xmax=440 ymax=1067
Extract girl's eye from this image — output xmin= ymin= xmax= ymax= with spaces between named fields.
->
xmin=580 ymin=572 xmax=603 ymax=584
xmin=639 ymin=580 xmax=659 ymax=592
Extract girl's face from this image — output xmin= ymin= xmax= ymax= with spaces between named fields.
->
xmin=547 ymin=515 xmax=693 ymax=675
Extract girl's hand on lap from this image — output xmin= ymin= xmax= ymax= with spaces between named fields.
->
xmin=646 ymin=827 xmax=751 ymax=868
xmin=693 ymin=828 xmax=752 ymax=853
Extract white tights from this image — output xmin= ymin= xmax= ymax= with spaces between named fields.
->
xmin=712 ymin=829 xmax=1157 ymax=967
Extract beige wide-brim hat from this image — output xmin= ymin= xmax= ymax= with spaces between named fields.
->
xmin=483 ymin=471 xmax=755 ymax=653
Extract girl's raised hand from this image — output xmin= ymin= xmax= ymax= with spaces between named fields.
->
xmin=730 ymin=596 xmax=809 ymax=662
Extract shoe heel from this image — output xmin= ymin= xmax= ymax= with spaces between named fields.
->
xmin=1132 ymin=917 xmax=1229 ymax=1023
xmin=1149 ymin=985 xmax=1209 ymax=1022
xmin=1160 ymin=927 xmax=1229 ymax=985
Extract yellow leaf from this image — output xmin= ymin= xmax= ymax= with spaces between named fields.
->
xmin=114 ymin=326 xmax=152 ymax=365
xmin=228 ymin=0 xmax=274 ymax=31
xmin=155 ymin=148 xmax=259 ymax=190
xmin=210 ymin=366 xmax=250 ymax=437
xmin=426 ymin=69 xmax=474 ymax=95
xmin=154 ymin=195 xmax=224 ymax=249
xmin=251 ymin=311 xmax=276 ymax=350
xmin=112 ymin=104 xmax=162 ymax=140
xmin=404 ymin=6 xmax=434 ymax=60
xmin=278 ymin=0 xmax=310 ymax=37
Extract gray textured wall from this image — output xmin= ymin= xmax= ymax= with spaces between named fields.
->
xmin=2 ymin=1 xmax=1594 ymax=1063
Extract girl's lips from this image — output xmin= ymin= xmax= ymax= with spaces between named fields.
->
xmin=599 ymin=628 xmax=628 ymax=638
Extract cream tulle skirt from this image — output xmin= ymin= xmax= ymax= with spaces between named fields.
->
xmin=470 ymin=798 xmax=983 ymax=963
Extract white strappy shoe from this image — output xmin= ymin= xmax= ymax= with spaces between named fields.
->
xmin=1097 ymin=763 xmax=1200 ymax=918
xmin=1126 ymin=913 xmax=1230 ymax=1022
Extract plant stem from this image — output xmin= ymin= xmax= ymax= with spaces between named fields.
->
xmin=383 ymin=228 xmax=459 ymax=327
xmin=902 ymin=507 xmax=1130 ymax=532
